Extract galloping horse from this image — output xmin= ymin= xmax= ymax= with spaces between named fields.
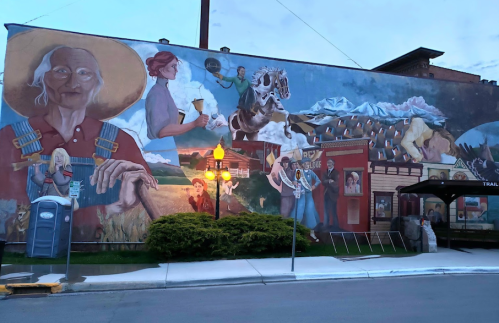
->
xmin=228 ymin=67 xmax=291 ymax=141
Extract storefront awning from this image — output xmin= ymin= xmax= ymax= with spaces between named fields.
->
xmin=400 ymin=180 xmax=499 ymax=204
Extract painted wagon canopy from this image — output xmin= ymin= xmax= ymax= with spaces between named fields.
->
xmin=400 ymin=180 xmax=499 ymax=204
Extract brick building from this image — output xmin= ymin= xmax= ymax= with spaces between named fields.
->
xmin=372 ymin=47 xmax=496 ymax=85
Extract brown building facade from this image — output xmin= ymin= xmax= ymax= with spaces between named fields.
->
xmin=372 ymin=47 xmax=495 ymax=85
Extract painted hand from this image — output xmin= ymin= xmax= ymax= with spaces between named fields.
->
xmin=213 ymin=72 xmax=223 ymax=80
xmin=105 ymin=170 xmax=159 ymax=215
xmin=271 ymin=172 xmax=277 ymax=180
xmin=195 ymin=114 xmax=209 ymax=127
xmin=90 ymin=159 xmax=158 ymax=213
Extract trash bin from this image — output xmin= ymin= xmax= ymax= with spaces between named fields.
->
xmin=26 ymin=196 xmax=72 ymax=258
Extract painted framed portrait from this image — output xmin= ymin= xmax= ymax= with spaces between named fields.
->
xmin=424 ymin=198 xmax=447 ymax=223
xmin=344 ymin=168 xmax=363 ymax=196
xmin=452 ymin=171 xmax=468 ymax=180
xmin=373 ymin=191 xmax=394 ymax=221
xmin=428 ymin=168 xmax=450 ymax=180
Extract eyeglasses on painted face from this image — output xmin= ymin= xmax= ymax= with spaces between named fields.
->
xmin=51 ymin=66 xmax=95 ymax=82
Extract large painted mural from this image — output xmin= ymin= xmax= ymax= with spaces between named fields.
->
xmin=1 ymin=24 xmax=499 ymax=245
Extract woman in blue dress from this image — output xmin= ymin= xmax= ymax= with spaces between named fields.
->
xmin=290 ymin=158 xmax=321 ymax=242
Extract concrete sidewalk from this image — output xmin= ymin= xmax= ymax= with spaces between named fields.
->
xmin=1 ymin=247 xmax=499 ymax=295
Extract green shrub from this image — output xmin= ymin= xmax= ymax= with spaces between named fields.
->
xmin=146 ymin=212 xmax=310 ymax=259
xmin=146 ymin=213 xmax=233 ymax=258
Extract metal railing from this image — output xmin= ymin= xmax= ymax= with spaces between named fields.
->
xmin=328 ymin=231 xmax=407 ymax=254
xmin=228 ymin=168 xmax=250 ymax=178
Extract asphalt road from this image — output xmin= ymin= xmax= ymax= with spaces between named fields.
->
xmin=1 ymin=275 xmax=498 ymax=323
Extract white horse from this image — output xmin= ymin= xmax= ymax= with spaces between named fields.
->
xmin=228 ymin=67 xmax=291 ymax=141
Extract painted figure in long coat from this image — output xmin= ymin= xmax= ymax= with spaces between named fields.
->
xmin=322 ymin=158 xmax=340 ymax=231
xmin=271 ymin=156 xmax=296 ymax=218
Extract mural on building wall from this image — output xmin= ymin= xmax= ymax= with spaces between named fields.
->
xmin=1 ymin=24 xmax=499 ymax=243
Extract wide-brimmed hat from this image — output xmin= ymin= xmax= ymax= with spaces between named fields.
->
xmin=280 ymin=156 xmax=290 ymax=165
xmin=3 ymin=28 xmax=146 ymax=121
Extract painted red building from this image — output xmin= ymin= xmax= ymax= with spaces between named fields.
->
xmin=313 ymin=139 xmax=370 ymax=233
xmin=231 ymin=140 xmax=281 ymax=173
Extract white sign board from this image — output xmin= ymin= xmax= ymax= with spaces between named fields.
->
xmin=69 ymin=181 xmax=81 ymax=198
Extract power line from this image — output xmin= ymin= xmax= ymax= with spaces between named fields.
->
xmin=23 ymin=0 xmax=81 ymax=25
xmin=274 ymin=0 xmax=364 ymax=69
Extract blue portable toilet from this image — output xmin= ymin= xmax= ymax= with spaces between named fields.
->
xmin=26 ymin=196 xmax=72 ymax=258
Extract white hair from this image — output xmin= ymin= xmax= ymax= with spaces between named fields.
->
xmin=29 ymin=46 xmax=104 ymax=106
xmin=251 ymin=66 xmax=287 ymax=87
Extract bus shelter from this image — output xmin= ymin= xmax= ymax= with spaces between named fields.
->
xmin=400 ymin=180 xmax=499 ymax=248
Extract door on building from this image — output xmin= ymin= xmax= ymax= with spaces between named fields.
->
xmin=398 ymin=190 xmax=420 ymax=217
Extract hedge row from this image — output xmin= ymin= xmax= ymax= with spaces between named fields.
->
xmin=146 ymin=212 xmax=310 ymax=258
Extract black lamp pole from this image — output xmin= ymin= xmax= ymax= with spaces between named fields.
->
xmin=215 ymin=160 xmax=221 ymax=220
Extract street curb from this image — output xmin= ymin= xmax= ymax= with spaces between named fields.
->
xmin=62 ymin=281 xmax=166 ymax=293
xmin=261 ymin=274 xmax=297 ymax=283
xmin=366 ymin=268 xmax=446 ymax=278
xmin=166 ymin=275 xmax=264 ymax=288
xmin=8 ymin=267 xmax=499 ymax=295
xmin=295 ymin=271 xmax=369 ymax=281
xmin=441 ymin=267 xmax=499 ymax=275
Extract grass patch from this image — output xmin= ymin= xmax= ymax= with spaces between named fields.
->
xmin=155 ymin=176 xmax=192 ymax=185
xmin=3 ymin=244 xmax=415 ymax=265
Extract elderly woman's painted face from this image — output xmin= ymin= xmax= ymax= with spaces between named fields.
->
xmin=159 ymin=59 xmax=178 ymax=80
xmin=44 ymin=48 xmax=100 ymax=110
xmin=193 ymin=182 xmax=204 ymax=196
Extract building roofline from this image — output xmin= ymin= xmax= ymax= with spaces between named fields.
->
xmin=429 ymin=64 xmax=480 ymax=77
xmin=372 ymin=47 xmax=444 ymax=71
xmin=3 ymin=24 xmax=486 ymax=87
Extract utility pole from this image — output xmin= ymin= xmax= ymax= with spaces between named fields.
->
xmin=199 ymin=0 xmax=210 ymax=49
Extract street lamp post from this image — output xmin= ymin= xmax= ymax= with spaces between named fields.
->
xmin=205 ymin=144 xmax=231 ymax=220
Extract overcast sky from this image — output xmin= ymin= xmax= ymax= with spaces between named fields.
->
xmin=1 ymin=0 xmax=498 ymax=84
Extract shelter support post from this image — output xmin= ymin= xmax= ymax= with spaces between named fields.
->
xmin=446 ymin=203 xmax=450 ymax=249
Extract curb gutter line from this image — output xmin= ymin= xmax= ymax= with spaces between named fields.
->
xmin=3 ymin=267 xmax=499 ymax=295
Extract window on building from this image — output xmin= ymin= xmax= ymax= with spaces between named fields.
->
xmin=229 ymin=162 xmax=239 ymax=169
xmin=429 ymin=73 xmax=434 ymax=78
xmin=456 ymin=196 xmax=489 ymax=230
xmin=373 ymin=191 xmax=394 ymax=222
